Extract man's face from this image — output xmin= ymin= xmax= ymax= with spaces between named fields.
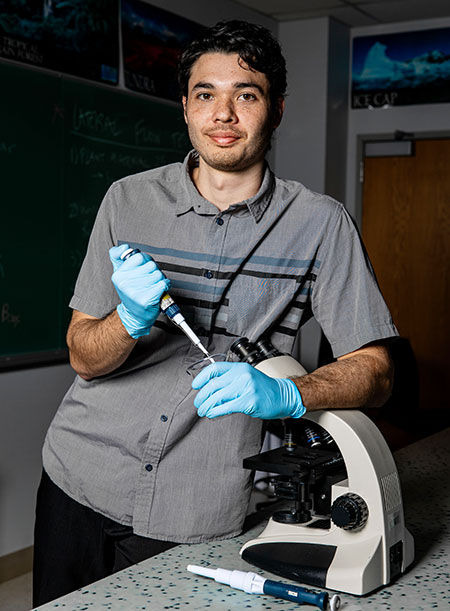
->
xmin=182 ymin=52 xmax=283 ymax=173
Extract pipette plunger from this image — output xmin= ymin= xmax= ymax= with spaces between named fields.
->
xmin=187 ymin=564 xmax=341 ymax=610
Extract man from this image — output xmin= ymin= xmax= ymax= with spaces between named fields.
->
xmin=33 ymin=20 xmax=397 ymax=606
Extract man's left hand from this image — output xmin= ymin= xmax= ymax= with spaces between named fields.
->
xmin=192 ymin=361 xmax=305 ymax=420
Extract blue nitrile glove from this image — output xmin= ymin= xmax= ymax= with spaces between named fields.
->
xmin=192 ymin=361 xmax=305 ymax=420
xmin=109 ymin=244 xmax=171 ymax=339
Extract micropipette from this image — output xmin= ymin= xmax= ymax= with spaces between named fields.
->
xmin=120 ymin=247 xmax=214 ymax=362
xmin=187 ymin=564 xmax=341 ymax=610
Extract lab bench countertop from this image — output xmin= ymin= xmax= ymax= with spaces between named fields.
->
xmin=33 ymin=427 xmax=450 ymax=611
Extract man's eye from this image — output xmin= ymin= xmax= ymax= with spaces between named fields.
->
xmin=198 ymin=93 xmax=213 ymax=100
xmin=239 ymin=93 xmax=256 ymax=101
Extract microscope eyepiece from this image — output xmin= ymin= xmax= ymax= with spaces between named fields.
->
xmin=230 ymin=337 xmax=284 ymax=365
xmin=255 ymin=338 xmax=283 ymax=359
xmin=230 ymin=337 xmax=264 ymax=366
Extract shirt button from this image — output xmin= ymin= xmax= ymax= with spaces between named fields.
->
xmin=145 ymin=464 xmax=153 ymax=472
xmin=204 ymin=270 xmax=214 ymax=279
xmin=216 ymin=217 xmax=224 ymax=225
xmin=160 ymin=415 xmax=168 ymax=422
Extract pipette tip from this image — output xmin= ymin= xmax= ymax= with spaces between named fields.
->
xmin=197 ymin=343 xmax=215 ymax=363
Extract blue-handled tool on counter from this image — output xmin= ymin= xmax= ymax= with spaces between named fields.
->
xmin=187 ymin=564 xmax=341 ymax=610
xmin=120 ymin=247 xmax=214 ymax=362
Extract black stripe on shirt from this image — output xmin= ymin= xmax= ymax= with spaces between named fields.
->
xmin=176 ymin=295 xmax=229 ymax=310
xmin=159 ymin=261 xmax=317 ymax=283
xmin=210 ymin=326 xmax=239 ymax=337
xmin=272 ymin=325 xmax=298 ymax=337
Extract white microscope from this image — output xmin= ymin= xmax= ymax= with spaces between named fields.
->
xmin=230 ymin=338 xmax=414 ymax=596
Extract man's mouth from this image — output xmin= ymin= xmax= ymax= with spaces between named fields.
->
xmin=207 ymin=132 xmax=241 ymax=146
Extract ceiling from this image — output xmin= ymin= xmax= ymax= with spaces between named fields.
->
xmin=233 ymin=0 xmax=450 ymax=27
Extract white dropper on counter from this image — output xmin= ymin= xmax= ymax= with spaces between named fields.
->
xmin=187 ymin=564 xmax=341 ymax=610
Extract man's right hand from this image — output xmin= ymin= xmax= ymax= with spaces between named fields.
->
xmin=109 ymin=245 xmax=170 ymax=339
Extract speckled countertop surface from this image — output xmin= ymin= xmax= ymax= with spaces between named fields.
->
xmin=34 ymin=428 xmax=450 ymax=611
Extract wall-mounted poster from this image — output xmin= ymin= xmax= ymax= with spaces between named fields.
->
xmin=352 ymin=27 xmax=450 ymax=109
xmin=122 ymin=0 xmax=203 ymax=101
xmin=0 ymin=0 xmax=118 ymax=84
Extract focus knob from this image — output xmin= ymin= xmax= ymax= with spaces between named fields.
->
xmin=331 ymin=493 xmax=368 ymax=530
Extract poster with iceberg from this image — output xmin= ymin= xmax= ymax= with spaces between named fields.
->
xmin=0 ymin=0 xmax=118 ymax=84
xmin=352 ymin=28 xmax=450 ymax=108
xmin=122 ymin=0 xmax=203 ymax=101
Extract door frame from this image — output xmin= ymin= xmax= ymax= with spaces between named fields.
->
xmin=354 ymin=130 xmax=450 ymax=230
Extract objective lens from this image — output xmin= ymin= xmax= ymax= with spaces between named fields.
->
xmin=304 ymin=426 xmax=322 ymax=448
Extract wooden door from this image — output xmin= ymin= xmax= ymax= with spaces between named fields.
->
xmin=362 ymin=139 xmax=450 ymax=412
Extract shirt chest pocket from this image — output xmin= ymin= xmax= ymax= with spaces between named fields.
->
xmin=217 ymin=273 xmax=299 ymax=339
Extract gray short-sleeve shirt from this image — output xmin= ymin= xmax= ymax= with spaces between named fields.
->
xmin=43 ymin=152 xmax=397 ymax=543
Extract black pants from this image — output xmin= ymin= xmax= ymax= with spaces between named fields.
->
xmin=33 ymin=470 xmax=179 ymax=607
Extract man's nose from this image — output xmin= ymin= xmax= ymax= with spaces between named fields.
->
xmin=213 ymin=97 xmax=237 ymax=123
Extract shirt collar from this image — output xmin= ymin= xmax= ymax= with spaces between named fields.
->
xmin=175 ymin=151 xmax=275 ymax=223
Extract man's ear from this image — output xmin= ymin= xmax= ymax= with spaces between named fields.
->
xmin=272 ymin=97 xmax=285 ymax=130
xmin=182 ymin=96 xmax=188 ymax=124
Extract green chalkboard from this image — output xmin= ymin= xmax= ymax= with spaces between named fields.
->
xmin=0 ymin=61 xmax=190 ymax=368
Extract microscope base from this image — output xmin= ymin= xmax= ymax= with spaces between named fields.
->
xmin=241 ymin=531 xmax=405 ymax=596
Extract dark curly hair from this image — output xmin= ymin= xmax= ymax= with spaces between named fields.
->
xmin=178 ymin=20 xmax=287 ymax=108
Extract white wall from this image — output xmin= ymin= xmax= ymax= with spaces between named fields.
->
xmin=275 ymin=18 xmax=350 ymax=370
xmin=0 ymin=0 xmax=276 ymax=561
xmin=275 ymin=18 xmax=350 ymax=198
xmin=0 ymin=365 xmax=75 ymax=556
xmin=275 ymin=18 xmax=330 ymax=191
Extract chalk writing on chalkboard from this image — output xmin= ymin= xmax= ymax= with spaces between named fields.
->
xmin=0 ymin=61 xmax=190 ymax=368
xmin=1 ymin=304 xmax=20 ymax=328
